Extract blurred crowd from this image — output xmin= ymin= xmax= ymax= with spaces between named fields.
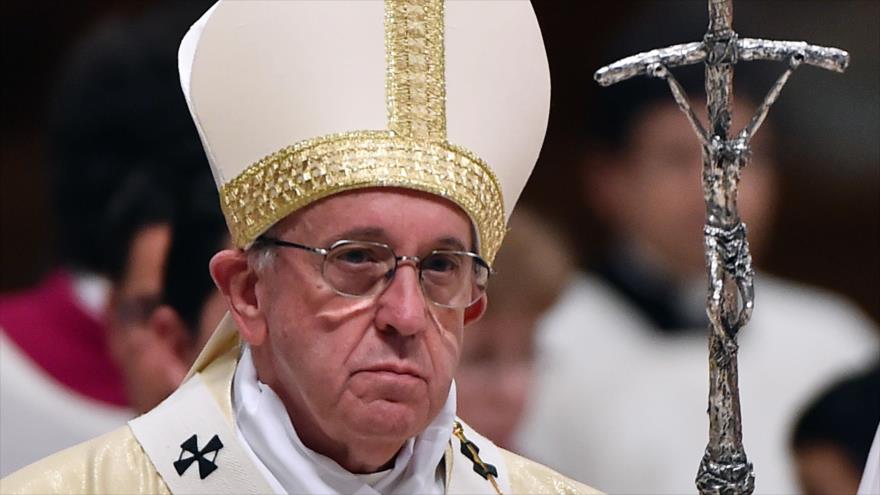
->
xmin=1 ymin=2 xmax=877 ymax=494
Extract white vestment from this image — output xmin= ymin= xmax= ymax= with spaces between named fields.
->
xmin=518 ymin=272 xmax=879 ymax=494
xmin=859 ymin=424 xmax=880 ymax=495
xmin=0 ymin=334 xmax=131 ymax=477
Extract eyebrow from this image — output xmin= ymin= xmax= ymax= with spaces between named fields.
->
xmin=331 ymin=228 xmax=468 ymax=252
xmin=334 ymin=227 xmax=388 ymax=243
xmin=433 ymin=236 xmax=467 ymax=252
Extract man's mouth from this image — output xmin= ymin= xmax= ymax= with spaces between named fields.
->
xmin=358 ymin=363 xmax=426 ymax=381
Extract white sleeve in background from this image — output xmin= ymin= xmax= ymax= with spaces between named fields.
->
xmin=858 ymin=423 xmax=880 ymax=495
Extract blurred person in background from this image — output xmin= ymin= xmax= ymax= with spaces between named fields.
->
xmin=0 ymin=1 xmax=212 ymax=476
xmin=109 ymin=171 xmax=229 ymax=413
xmin=456 ymin=208 xmax=574 ymax=451
xmin=516 ymin=64 xmax=879 ymax=494
xmin=791 ymin=361 xmax=880 ymax=495
xmin=101 ymin=171 xmax=174 ymax=414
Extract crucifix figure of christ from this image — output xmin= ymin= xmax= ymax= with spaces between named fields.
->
xmin=594 ymin=1 xmax=849 ymax=493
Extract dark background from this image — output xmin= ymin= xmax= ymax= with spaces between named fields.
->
xmin=1 ymin=1 xmax=877 ymax=325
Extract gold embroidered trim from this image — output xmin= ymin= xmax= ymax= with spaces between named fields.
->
xmin=385 ymin=0 xmax=446 ymax=140
xmin=453 ymin=421 xmax=504 ymax=495
xmin=220 ymin=131 xmax=506 ymax=264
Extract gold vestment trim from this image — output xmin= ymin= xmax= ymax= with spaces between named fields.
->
xmin=385 ymin=0 xmax=446 ymax=140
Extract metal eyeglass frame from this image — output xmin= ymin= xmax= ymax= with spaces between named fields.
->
xmin=255 ymin=236 xmax=491 ymax=308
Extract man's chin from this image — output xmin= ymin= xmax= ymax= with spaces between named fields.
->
xmin=346 ymin=400 xmax=428 ymax=441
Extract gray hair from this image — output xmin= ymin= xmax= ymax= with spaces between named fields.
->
xmin=246 ymin=238 xmax=277 ymax=275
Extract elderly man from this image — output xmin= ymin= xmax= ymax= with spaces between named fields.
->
xmin=1 ymin=1 xmax=599 ymax=494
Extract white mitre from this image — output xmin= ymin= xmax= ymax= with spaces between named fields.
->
xmin=178 ymin=0 xmax=549 ymax=265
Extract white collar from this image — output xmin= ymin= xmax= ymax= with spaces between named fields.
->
xmin=69 ymin=270 xmax=111 ymax=318
xmin=232 ymin=346 xmax=454 ymax=494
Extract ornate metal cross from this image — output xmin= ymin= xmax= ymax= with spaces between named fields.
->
xmin=594 ymin=1 xmax=848 ymax=493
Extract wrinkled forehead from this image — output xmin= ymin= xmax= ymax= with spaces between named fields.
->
xmin=271 ymin=187 xmax=478 ymax=251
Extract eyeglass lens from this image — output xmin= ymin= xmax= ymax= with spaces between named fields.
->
xmin=322 ymin=242 xmax=488 ymax=307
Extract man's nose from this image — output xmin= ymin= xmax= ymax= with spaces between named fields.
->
xmin=374 ymin=263 xmax=429 ymax=337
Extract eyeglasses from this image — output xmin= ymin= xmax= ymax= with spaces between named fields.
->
xmin=256 ymin=236 xmax=491 ymax=308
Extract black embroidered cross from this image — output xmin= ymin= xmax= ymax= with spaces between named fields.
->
xmin=173 ymin=434 xmax=224 ymax=480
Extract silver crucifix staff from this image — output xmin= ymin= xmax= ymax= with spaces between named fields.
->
xmin=594 ymin=1 xmax=848 ymax=493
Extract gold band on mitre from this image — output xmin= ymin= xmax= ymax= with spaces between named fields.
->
xmin=218 ymin=0 xmax=506 ymax=264
xmin=219 ymin=130 xmax=505 ymax=263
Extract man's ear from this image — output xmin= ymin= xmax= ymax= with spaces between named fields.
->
xmin=463 ymin=293 xmax=487 ymax=326
xmin=209 ymin=249 xmax=268 ymax=345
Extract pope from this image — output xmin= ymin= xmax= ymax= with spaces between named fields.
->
xmin=1 ymin=1 xmax=601 ymax=494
